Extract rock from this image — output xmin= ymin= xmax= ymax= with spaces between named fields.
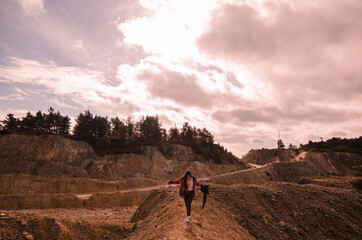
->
xmin=22 ymin=232 xmax=34 ymax=240
xmin=26 ymin=235 xmax=34 ymax=240
xmin=279 ymin=221 xmax=286 ymax=230
xmin=262 ymin=215 xmax=268 ymax=224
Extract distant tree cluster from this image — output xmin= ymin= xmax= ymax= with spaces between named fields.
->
xmin=277 ymin=139 xmax=285 ymax=149
xmin=300 ymin=137 xmax=362 ymax=155
xmin=72 ymin=112 xmax=165 ymax=154
xmin=1 ymin=107 xmax=70 ymax=135
xmin=288 ymin=143 xmax=297 ymax=150
xmin=0 ymin=107 xmax=236 ymax=163
xmin=166 ymin=122 xmax=236 ymax=164
xmin=72 ymin=111 xmax=235 ymax=163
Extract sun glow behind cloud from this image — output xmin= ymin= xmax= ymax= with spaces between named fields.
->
xmin=1 ymin=0 xmax=362 ymax=157
xmin=118 ymin=0 xmax=264 ymax=102
xmin=13 ymin=0 xmax=46 ymax=15
xmin=120 ymin=0 xmax=219 ymax=60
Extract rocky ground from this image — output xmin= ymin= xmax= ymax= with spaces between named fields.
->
xmin=0 ymin=208 xmax=137 ymax=239
xmin=127 ymin=182 xmax=361 ymax=240
xmin=1 ymin=175 xmax=361 ymax=240
xmin=1 ymin=134 xmax=361 ymax=239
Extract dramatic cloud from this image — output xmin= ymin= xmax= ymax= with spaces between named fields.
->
xmin=1 ymin=0 xmax=361 ymax=156
xmin=0 ymin=57 xmax=140 ymax=116
xmin=136 ymin=62 xmax=249 ymax=109
xmin=0 ymin=0 xmax=147 ymax=74
xmin=196 ymin=0 xmax=362 ymax=152
xmin=139 ymin=67 xmax=213 ymax=108
xmin=198 ymin=0 xmax=362 ymax=104
xmin=14 ymin=0 xmax=46 ymax=15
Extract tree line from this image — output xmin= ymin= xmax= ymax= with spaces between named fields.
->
xmin=0 ymin=107 xmax=70 ymax=136
xmin=299 ymin=136 xmax=362 ymax=155
xmin=0 ymin=107 xmax=236 ymax=163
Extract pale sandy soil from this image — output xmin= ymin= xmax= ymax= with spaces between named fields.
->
xmin=1 ymin=177 xmax=361 ymax=240
xmin=16 ymin=207 xmax=138 ymax=225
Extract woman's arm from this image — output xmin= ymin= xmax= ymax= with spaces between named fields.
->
xmin=168 ymin=179 xmax=181 ymax=184
xmin=194 ymin=178 xmax=203 ymax=187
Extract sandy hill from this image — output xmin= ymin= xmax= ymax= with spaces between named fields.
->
xmin=127 ymin=182 xmax=361 ymax=240
xmin=1 ymin=179 xmax=361 ymax=239
xmin=0 ymin=134 xmax=245 ymax=194
xmin=210 ymin=149 xmax=362 ymax=185
xmin=0 ymin=135 xmax=361 ymax=239
xmin=243 ymin=149 xmax=362 ymax=167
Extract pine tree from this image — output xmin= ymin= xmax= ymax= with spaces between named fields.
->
xmin=2 ymin=113 xmax=20 ymax=133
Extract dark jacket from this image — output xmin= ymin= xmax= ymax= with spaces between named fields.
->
xmin=172 ymin=176 xmax=201 ymax=198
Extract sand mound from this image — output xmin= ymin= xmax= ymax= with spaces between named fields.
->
xmin=243 ymin=149 xmax=362 ymax=169
xmin=129 ymin=188 xmax=253 ymax=240
xmin=128 ymin=183 xmax=362 ymax=240
xmin=1 ymin=180 xmax=360 ymax=239
xmin=210 ymin=151 xmax=362 ymax=185
xmin=0 ymin=212 xmax=72 ymax=240
xmin=242 ymin=149 xmax=300 ymax=165
xmin=298 ymin=166 xmax=362 ymax=190
xmin=0 ymin=209 xmax=135 ymax=240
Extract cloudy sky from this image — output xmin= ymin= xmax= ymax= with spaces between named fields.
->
xmin=1 ymin=0 xmax=361 ymax=156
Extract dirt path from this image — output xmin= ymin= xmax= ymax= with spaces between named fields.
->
xmin=216 ymin=161 xmax=279 ymax=177
xmin=74 ymin=165 xmax=276 ymax=201
xmin=127 ymin=188 xmax=255 ymax=240
xmin=75 ymin=177 xmax=211 ymax=200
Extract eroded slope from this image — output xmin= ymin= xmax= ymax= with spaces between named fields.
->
xmin=128 ymin=183 xmax=361 ymax=240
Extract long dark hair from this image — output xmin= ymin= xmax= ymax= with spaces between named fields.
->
xmin=182 ymin=171 xmax=192 ymax=187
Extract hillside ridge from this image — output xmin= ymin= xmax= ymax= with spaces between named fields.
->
xmin=0 ymin=134 xmax=245 ymax=184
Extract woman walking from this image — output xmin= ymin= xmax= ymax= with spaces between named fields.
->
xmin=168 ymin=171 xmax=203 ymax=222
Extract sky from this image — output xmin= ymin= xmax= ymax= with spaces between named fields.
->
xmin=0 ymin=0 xmax=361 ymax=157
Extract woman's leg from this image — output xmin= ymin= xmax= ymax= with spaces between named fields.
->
xmin=184 ymin=192 xmax=189 ymax=215
xmin=184 ymin=192 xmax=194 ymax=216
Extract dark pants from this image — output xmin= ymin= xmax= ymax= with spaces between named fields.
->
xmin=184 ymin=191 xmax=194 ymax=216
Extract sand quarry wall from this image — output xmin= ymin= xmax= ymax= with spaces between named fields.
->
xmin=211 ymin=151 xmax=362 ymax=185
xmin=242 ymin=149 xmax=299 ymax=165
xmin=0 ymin=190 xmax=151 ymax=210
xmin=0 ymin=134 xmax=245 ymax=182
xmin=0 ymin=174 xmax=159 ymax=195
xmin=0 ymin=174 xmax=117 ymax=195
xmin=243 ymin=149 xmax=362 ymax=166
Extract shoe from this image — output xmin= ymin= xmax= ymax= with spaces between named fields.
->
xmin=186 ymin=216 xmax=191 ymax=222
